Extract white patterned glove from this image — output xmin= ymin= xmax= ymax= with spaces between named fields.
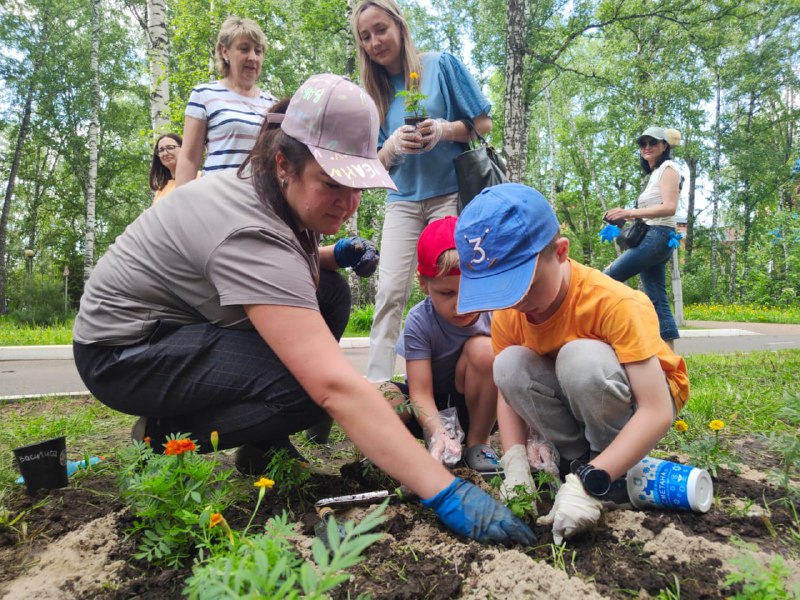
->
xmin=423 ymin=416 xmax=462 ymax=466
xmin=526 ymin=434 xmax=560 ymax=476
xmin=536 ymin=474 xmax=603 ymax=545
xmin=500 ymin=444 xmax=535 ymax=501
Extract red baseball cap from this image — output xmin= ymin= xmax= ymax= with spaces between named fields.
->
xmin=417 ymin=216 xmax=461 ymax=278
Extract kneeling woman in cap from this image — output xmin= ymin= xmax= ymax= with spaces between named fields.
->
xmin=72 ymin=74 xmax=533 ymax=546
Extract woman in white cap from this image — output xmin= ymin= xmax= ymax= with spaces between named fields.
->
xmin=72 ymin=74 xmax=534 ymax=546
xmin=604 ymin=126 xmax=682 ymax=347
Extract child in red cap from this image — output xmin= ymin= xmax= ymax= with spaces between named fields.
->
xmin=382 ymin=216 xmax=501 ymax=477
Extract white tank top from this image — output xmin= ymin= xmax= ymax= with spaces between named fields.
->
xmin=637 ymin=160 xmax=679 ymax=228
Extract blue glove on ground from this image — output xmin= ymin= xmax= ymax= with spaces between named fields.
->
xmin=333 ymin=236 xmax=380 ymax=277
xmin=421 ymin=478 xmax=537 ymax=545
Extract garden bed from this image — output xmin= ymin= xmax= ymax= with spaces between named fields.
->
xmin=1 ymin=419 xmax=798 ymax=599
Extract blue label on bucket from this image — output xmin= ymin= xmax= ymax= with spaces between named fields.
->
xmin=639 ymin=460 xmax=693 ymax=510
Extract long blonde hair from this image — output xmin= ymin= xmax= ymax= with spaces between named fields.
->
xmin=351 ymin=0 xmax=422 ymax=124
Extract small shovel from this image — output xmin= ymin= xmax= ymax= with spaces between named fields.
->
xmin=313 ymin=487 xmax=416 ymax=548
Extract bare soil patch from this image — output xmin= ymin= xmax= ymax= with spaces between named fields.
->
xmin=1 ymin=442 xmax=798 ymax=599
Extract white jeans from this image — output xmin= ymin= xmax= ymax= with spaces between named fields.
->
xmin=366 ymin=193 xmax=458 ymax=381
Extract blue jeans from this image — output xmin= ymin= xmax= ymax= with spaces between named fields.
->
xmin=604 ymin=225 xmax=679 ymax=342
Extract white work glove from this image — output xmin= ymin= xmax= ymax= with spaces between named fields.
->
xmin=423 ymin=416 xmax=462 ymax=466
xmin=381 ymin=125 xmax=426 ymax=166
xmin=526 ymin=434 xmax=560 ymax=476
xmin=417 ymin=118 xmax=451 ymax=152
xmin=500 ymin=444 xmax=535 ymax=501
xmin=536 ymin=474 xmax=603 ymax=545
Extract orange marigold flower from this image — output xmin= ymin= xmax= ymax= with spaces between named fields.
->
xmin=164 ymin=438 xmax=197 ymax=455
xmin=254 ymin=477 xmax=275 ymax=489
xmin=209 ymin=513 xmax=224 ymax=528
xmin=674 ymin=420 xmax=689 ymax=432
xmin=708 ymin=420 xmax=725 ymax=431
xmin=143 ymin=436 xmax=151 ymax=445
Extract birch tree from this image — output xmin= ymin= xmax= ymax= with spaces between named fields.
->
xmin=84 ymin=0 xmax=101 ymax=281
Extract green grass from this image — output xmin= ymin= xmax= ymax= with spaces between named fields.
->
xmin=0 ymin=316 xmax=74 ymax=345
xmin=0 ymin=396 xmax=131 ymax=488
xmin=685 ymin=303 xmax=800 ymax=324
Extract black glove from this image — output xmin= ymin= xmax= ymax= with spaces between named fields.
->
xmin=333 ymin=236 xmax=379 ymax=277
xmin=421 ymin=478 xmax=537 ymax=545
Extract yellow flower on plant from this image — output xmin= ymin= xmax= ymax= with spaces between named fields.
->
xmin=409 ymin=71 xmax=419 ymax=80
xmin=210 ymin=430 xmax=219 ymax=451
xmin=254 ymin=477 xmax=275 ymax=489
xmin=708 ymin=420 xmax=725 ymax=431
xmin=209 ymin=512 xmax=224 ymax=528
xmin=674 ymin=420 xmax=689 ymax=432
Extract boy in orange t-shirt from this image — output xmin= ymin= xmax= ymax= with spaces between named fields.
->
xmin=454 ymin=183 xmax=689 ymax=545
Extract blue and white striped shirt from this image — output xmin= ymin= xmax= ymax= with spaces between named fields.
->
xmin=185 ymin=81 xmax=277 ymax=174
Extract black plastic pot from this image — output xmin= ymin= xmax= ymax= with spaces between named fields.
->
xmin=403 ymin=116 xmax=426 ymax=128
xmin=14 ymin=436 xmax=69 ymax=494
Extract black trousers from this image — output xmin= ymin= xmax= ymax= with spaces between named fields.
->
xmin=73 ymin=270 xmax=351 ymax=452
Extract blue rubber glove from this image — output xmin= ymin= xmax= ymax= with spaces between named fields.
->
xmin=599 ymin=224 xmax=620 ymax=243
xmin=421 ymin=478 xmax=537 ymax=545
xmin=333 ymin=236 xmax=380 ymax=277
xmin=668 ymin=231 xmax=684 ymax=248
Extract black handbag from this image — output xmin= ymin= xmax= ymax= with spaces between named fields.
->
xmin=453 ymin=119 xmax=509 ymax=213
xmin=617 ymin=218 xmax=648 ymax=249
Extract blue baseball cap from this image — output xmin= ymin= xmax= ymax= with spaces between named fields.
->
xmin=455 ymin=183 xmax=560 ymax=314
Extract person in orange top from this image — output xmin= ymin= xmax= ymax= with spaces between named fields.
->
xmin=454 ymin=183 xmax=689 ymax=545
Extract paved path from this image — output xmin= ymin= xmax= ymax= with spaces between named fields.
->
xmin=3 ymin=322 xmax=800 ymax=400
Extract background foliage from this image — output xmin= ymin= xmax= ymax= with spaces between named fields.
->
xmin=1 ymin=0 xmax=799 ymax=316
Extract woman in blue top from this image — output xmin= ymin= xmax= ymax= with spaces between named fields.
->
xmin=352 ymin=0 xmax=492 ymax=382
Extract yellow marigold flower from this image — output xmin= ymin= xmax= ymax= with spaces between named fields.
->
xmin=210 ymin=430 xmax=219 ymax=451
xmin=409 ymin=71 xmax=419 ymax=79
xmin=254 ymin=477 xmax=275 ymax=489
xmin=674 ymin=420 xmax=689 ymax=432
xmin=209 ymin=513 xmax=224 ymax=528
xmin=708 ymin=419 xmax=725 ymax=431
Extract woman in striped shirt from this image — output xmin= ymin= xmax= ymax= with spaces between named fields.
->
xmin=175 ymin=16 xmax=277 ymax=186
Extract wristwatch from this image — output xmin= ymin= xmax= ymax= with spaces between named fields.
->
xmin=571 ymin=460 xmax=611 ymax=498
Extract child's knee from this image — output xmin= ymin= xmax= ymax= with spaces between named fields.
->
xmin=493 ymin=345 xmax=535 ymax=391
xmin=462 ymin=336 xmax=494 ymax=373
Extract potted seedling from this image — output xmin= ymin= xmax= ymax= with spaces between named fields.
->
xmin=397 ymin=71 xmax=427 ymax=128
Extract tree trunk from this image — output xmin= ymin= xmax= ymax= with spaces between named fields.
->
xmin=710 ymin=67 xmax=721 ymax=298
xmin=545 ymin=85 xmax=556 ymax=206
xmin=502 ymin=0 xmax=528 ymax=183
xmin=685 ymin=156 xmax=697 ymax=258
xmin=147 ymin=0 xmax=170 ymax=133
xmin=0 ymin=76 xmax=37 ymax=313
xmin=671 ymin=251 xmax=683 ymax=326
xmin=84 ymin=0 xmax=100 ymax=282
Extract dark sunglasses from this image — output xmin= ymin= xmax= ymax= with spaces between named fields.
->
xmin=637 ymin=138 xmax=662 ymax=149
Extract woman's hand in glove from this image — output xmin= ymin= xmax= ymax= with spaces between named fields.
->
xmin=417 ymin=119 xmax=452 ymax=152
xmin=422 ymin=478 xmax=537 ymax=545
xmin=333 ymin=236 xmax=379 ymax=277
xmin=381 ymin=125 xmax=426 ymax=165
xmin=536 ymin=474 xmax=602 ymax=544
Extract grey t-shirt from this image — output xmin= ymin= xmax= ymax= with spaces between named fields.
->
xmin=396 ymin=296 xmax=492 ymax=361
xmin=74 ymin=169 xmax=320 ymax=345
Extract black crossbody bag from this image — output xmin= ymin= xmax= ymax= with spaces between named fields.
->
xmin=453 ymin=119 xmax=509 ymax=213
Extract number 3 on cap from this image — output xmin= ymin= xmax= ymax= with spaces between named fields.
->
xmin=469 ymin=236 xmax=487 ymax=264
